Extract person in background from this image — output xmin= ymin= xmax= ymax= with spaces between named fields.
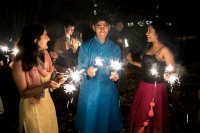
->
xmin=12 ymin=23 xmax=64 ymax=133
xmin=50 ymin=21 xmax=80 ymax=123
xmin=109 ymin=19 xmax=130 ymax=58
xmin=75 ymin=13 xmax=123 ymax=133
xmin=127 ymin=20 xmax=176 ymax=133
xmin=0 ymin=46 xmax=20 ymax=132
xmin=75 ymin=22 xmax=95 ymax=43
xmin=51 ymin=20 xmax=79 ymax=72
xmin=0 ymin=54 xmax=4 ymax=69
xmin=109 ymin=19 xmax=130 ymax=88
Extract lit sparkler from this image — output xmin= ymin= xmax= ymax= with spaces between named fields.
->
xmin=165 ymin=64 xmax=174 ymax=72
xmin=0 ymin=46 xmax=9 ymax=53
xmin=165 ymin=73 xmax=180 ymax=86
xmin=164 ymin=65 xmax=180 ymax=89
xmin=124 ymin=38 xmax=129 ymax=48
xmin=0 ymin=45 xmax=19 ymax=56
xmin=150 ymin=63 xmax=160 ymax=78
xmin=11 ymin=47 xmax=19 ymax=56
xmin=55 ymin=68 xmax=85 ymax=108
xmin=55 ymin=68 xmax=84 ymax=95
xmin=63 ymin=84 xmax=77 ymax=94
xmin=95 ymin=57 xmax=104 ymax=67
xmin=66 ymin=68 xmax=85 ymax=84
xmin=110 ymin=59 xmax=123 ymax=71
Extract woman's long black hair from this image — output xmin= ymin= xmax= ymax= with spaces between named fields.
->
xmin=15 ymin=23 xmax=45 ymax=71
xmin=148 ymin=19 xmax=179 ymax=59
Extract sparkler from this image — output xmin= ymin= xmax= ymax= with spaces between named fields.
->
xmin=64 ymin=83 xmax=76 ymax=108
xmin=95 ymin=56 xmax=104 ymax=67
xmin=0 ymin=45 xmax=19 ymax=56
xmin=124 ymin=38 xmax=129 ymax=48
xmin=150 ymin=63 xmax=160 ymax=78
xmin=165 ymin=73 xmax=180 ymax=87
xmin=56 ymin=68 xmax=85 ymax=84
xmin=56 ymin=68 xmax=84 ymax=108
xmin=110 ymin=59 xmax=123 ymax=72
xmin=164 ymin=65 xmax=180 ymax=91
xmin=56 ymin=68 xmax=84 ymax=95
xmin=109 ymin=59 xmax=123 ymax=81
xmin=66 ymin=68 xmax=85 ymax=84
xmin=0 ymin=46 xmax=9 ymax=53
xmin=0 ymin=45 xmax=19 ymax=64
xmin=63 ymin=84 xmax=77 ymax=94
xmin=165 ymin=65 xmax=174 ymax=72
xmin=151 ymin=64 xmax=180 ymax=87
xmin=11 ymin=47 xmax=19 ymax=56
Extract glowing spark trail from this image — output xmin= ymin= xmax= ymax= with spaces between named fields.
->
xmin=124 ymin=38 xmax=129 ymax=48
xmin=95 ymin=57 xmax=104 ymax=67
xmin=150 ymin=63 xmax=160 ymax=78
xmin=63 ymin=84 xmax=77 ymax=94
xmin=164 ymin=65 xmax=180 ymax=88
xmin=0 ymin=46 xmax=9 ymax=53
xmin=66 ymin=68 xmax=85 ymax=84
xmin=110 ymin=59 xmax=123 ymax=71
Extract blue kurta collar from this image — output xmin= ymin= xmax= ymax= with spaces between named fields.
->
xmin=94 ymin=36 xmax=109 ymax=46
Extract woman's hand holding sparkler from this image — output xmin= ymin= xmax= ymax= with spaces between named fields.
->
xmin=163 ymin=65 xmax=180 ymax=87
xmin=43 ymin=74 xmax=65 ymax=91
xmin=87 ymin=66 xmax=97 ymax=77
xmin=163 ymin=72 xmax=171 ymax=81
xmin=163 ymin=64 xmax=174 ymax=81
xmin=53 ymin=74 xmax=65 ymax=85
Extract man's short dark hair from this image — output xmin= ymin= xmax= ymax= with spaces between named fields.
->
xmin=63 ymin=20 xmax=76 ymax=27
xmin=93 ymin=13 xmax=111 ymax=25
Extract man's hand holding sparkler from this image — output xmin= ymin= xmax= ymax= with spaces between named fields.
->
xmin=109 ymin=59 xmax=123 ymax=82
xmin=87 ymin=66 xmax=97 ymax=77
xmin=109 ymin=71 xmax=119 ymax=81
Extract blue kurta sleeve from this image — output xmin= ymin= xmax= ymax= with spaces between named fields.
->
xmin=78 ymin=45 xmax=87 ymax=76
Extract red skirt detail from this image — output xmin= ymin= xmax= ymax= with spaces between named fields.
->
xmin=129 ymin=80 xmax=170 ymax=133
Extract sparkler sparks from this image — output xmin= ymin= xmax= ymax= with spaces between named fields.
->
xmin=164 ymin=65 xmax=180 ymax=88
xmin=150 ymin=64 xmax=180 ymax=91
xmin=124 ymin=38 xmax=129 ymax=48
xmin=165 ymin=64 xmax=174 ymax=72
xmin=166 ymin=73 xmax=180 ymax=86
xmin=0 ymin=45 xmax=19 ymax=56
xmin=110 ymin=59 xmax=123 ymax=71
xmin=0 ymin=46 xmax=9 ymax=53
xmin=63 ymin=84 xmax=77 ymax=94
xmin=11 ymin=48 xmax=19 ymax=56
xmin=95 ymin=57 xmax=104 ymax=67
xmin=56 ymin=68 xmax=85 ymax=95
xmin=150 ymin=63 xmax=160 ymax=78
xmin=66 ymin=68 xmax=85 ymax=84
xmin=56 ymin=68 xmax=85 ymax=108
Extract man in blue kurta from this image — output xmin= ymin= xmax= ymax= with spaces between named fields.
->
xmin=75 ymin=14 xmax=123 ymax=133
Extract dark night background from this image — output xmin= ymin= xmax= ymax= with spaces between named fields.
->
xmin=0 ymin=0 xmax=200 ymax=133
xmin=0 ymin=0 xmax=199 ymax=38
